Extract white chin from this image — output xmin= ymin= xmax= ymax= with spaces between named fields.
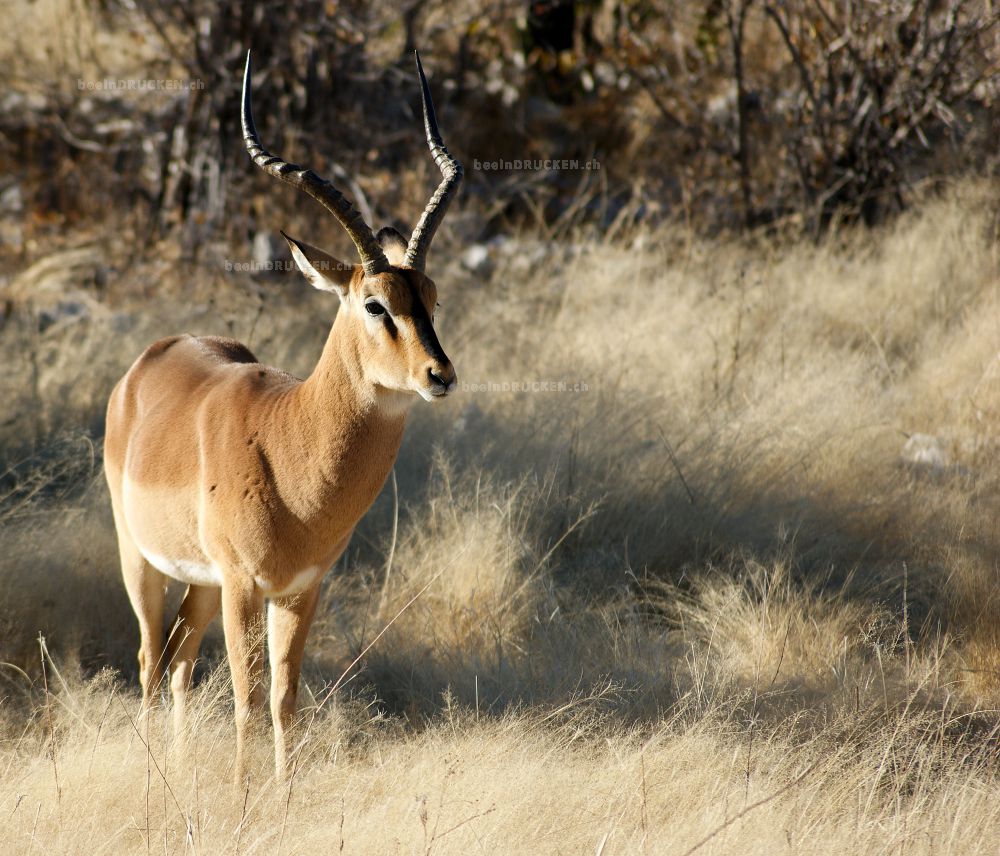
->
xmin=416 ymin=386 xmax=449 ymax=402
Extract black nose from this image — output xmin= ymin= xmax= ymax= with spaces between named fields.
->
xmin=427 ymin=363 xmax=456 ymax=393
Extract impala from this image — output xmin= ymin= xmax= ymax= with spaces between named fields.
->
xmin=104 ymin=50 xmax=462 ymax=781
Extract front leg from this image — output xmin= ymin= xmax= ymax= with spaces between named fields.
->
xmin=267 ymin=581 xmax=321 ymax=780
xmin=221 ymin=575 xmax=266 ymax=785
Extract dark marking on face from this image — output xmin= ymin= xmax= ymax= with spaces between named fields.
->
xmin=402 ymin=271 xmax=448 ymax=364
xmin=384 ymin=315 xmax=399 ymax=340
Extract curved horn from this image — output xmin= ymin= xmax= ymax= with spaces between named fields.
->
xmin=241 ymin=51 xmax=389 ymax=276
xmin=403 ymin=51 xmax=464 ymax=273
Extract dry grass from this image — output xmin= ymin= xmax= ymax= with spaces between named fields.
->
xmin=3 ymin=181 xmax=1000 ymax=853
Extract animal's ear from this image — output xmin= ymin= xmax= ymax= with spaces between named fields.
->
xmin=376 ymin=226 xmax=408 ymax=267
xmin=281 ymin=231 xmax=356 ymax=299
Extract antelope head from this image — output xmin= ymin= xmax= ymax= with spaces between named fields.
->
xmin=241 ymin=51 xmax=462 ymax=403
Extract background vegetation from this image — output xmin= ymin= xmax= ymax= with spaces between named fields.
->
xmin=2 ymin=1 xmax=1000 ymax=853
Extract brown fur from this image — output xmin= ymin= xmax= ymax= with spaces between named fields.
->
xmin=104 ymin=255 xmax=456 ymax=781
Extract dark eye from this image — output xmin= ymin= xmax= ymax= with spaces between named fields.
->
xmin=365 ymin=300 xmax=385 ymax=317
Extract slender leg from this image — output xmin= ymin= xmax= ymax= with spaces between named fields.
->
xmin=267 ymin=582 xmax=321 ymax=780
xmin=116 ymin=527 xmax=166 ymax=714
xmin=221 ymin=576 xmax=266 ymax=784
xmin=165 ymin=584 xmax=221 ymax=741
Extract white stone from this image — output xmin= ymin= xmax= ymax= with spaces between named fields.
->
xmin=901 ymin=433 xmax=949 ymax=472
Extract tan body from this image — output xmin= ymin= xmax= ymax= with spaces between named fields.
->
xmin=106 ymin=49 xmax=464 ymax=781
xmin=106 ymin=257 xmax=454 ymax=780
xmin=107 ymin=332 xmax=403 ymax=599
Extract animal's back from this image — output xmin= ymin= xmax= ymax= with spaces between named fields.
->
xmin=103 ymin=334 xmax=271 ymax=583
xmin=104 ymin=334 xmax=260 ymax=484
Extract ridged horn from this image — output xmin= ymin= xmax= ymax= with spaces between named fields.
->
xmin=403 ymin=51 xmax=464 ymax=273
xmin=241 ymin=51 xmax=389 ymax=276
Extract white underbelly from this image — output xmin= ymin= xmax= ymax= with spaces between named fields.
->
xmin=140 ymin=548 xmax=224 ymax=587
xmin=122 ymin=475 xmax=221 ymax=586
xmin=121 ymin=476 xmax=325 ymax=597
xmin=137 ymin=550 xmax=324 ymax=596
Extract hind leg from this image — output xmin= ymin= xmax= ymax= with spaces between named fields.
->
xmin=165 ymin=584 xmax=221 ymax=740
xmin=114 ymin=523 xmax=166 ymax=712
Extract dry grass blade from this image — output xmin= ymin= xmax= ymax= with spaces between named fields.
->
xmin=115 ymin=697 xmax=189 ymax=830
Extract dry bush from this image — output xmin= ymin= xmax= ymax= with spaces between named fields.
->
xmin=2 ymin=0 xmax=996 ymax=271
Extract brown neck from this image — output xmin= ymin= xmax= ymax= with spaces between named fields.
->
xmin=300 ymin=310 xmax=373 ymax=417
xmin=285 ymin=311 xmax=408 ymax=533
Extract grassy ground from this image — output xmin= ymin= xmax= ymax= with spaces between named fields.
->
xmin=3 ymin=183 xmax=1000 ymax=853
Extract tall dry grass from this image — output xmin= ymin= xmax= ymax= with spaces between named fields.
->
xmin=2 ymin=181 xmax=1000 ymax=853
